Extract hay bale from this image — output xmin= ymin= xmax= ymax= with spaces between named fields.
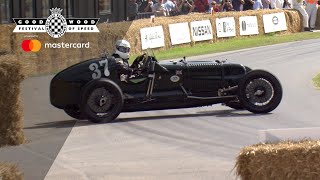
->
xmin=98 ymin=21 xmax=133 ymax=54
xmin=79 ymin=33 xmax=100 ymax=60
xmin=59 ymin=33 xmax=83 ymax=68
xmin=0 ymin=55 xmax=25 ymax=147
xmin=121 ymin=9 xmax=301 ymax=55
xmin=235 ymin=140 xmax=320 ymax=180
xmin=0 ymin=162 xmax=23 ymax=180
xmin=284 ymin=9 xmax=303 ymax=32
xmin=13 ymin=33 xmax=53 ymax=75
xmin=0 ymin=24 xmax=14 ymax=55
xmin=0 ymin=9 xmax=302 ymax=76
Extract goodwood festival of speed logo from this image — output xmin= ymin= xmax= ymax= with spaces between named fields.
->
xmin=45 ymin=8 xmax=67 ymax=38
xmin=13 ymin=7 xmax=99 ymax=38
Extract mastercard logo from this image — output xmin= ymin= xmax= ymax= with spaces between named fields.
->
xmin=21 ymin=39 xmax=41 ymax=52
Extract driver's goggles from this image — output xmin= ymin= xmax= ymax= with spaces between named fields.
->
xmin=116 ymin=46 xmax=130 ymax=53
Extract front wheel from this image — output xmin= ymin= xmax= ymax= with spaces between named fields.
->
xmin=82 ymin=79 xmax=124 ymax=123
xmin=238 ymin=70 xmax=282 ymax=114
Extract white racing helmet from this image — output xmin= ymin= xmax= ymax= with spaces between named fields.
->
xmin=114 ymin=40 xmax=131 ymax=59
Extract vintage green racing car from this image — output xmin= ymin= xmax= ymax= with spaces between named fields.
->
xmin=50 ymin=50 xmax=282 ymax=123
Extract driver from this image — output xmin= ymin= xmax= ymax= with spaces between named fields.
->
xmin=112 ymin=40 xmax=134 ymax=81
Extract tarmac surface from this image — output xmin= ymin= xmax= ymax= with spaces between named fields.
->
xmin=0 ymin=39 xmax=320 ymax=180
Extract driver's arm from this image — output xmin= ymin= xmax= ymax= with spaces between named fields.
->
xmin=116 ymin=59 xmax=133 ymax=75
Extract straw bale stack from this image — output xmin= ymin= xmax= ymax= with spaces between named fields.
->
xmin=235 ymin=140 xmax=320 ymax=180
xmin=0 ymin=25 xmax=14 ymax=55
xmin=0 ymin=162 xmax=23 ymax=180
xmin=0 ymin=55 xmax=25 ymax=147
xmin=109 ymin=9 xmax=301 ymax=55
xmin=0 ymin=9 xmax=303 ymax=76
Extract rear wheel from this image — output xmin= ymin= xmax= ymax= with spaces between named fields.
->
xmin=82 ymin=79 xmax=124 ymax=123
xmin=238 ymin=70 xmax=282 ymax=113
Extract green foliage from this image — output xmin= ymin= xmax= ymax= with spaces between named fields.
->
xmin=313 ymin=73 xmax=320 ymax=89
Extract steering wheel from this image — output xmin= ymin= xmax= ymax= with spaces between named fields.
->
xmin=131 ymin=54 xmax=148 ymax=72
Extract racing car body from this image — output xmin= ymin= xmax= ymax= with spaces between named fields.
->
xmin=50 ymin=51 xmax=282 ymax=123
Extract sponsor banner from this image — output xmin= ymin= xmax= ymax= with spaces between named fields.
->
xmin=140 ymin=26 xmax=165 ymax=50
xmin=13 ymin=18 xmax=99 ymax=33
xmin=21 ymin=39 xmax=42 ymax=52
xmin=190 ymin=20 xmax=213 ymax=42
xmin=216 ymin=17 xmax=236 ymax=38
xmin=263 ymin=12 xmax=287 ymax=33
xmin=12 ymin=8 xmax=99 ymax=38
xmin=239 ymin=16 xmax=259 ymax=36
xmin=20 ymin=39 xmax=90 ymax=53
xmin=13 ymin=25 xmax=46 ymax=32
xmin=66 ymin=25 xmax=100 ymax=33
xmin=169 ymin=22 xmax=191 ymax=45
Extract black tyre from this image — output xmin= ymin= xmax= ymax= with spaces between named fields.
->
xmin=225 ymin=101 xmax=245 ymax=110
xmin=81 ymin=79 xmax=124 ymax=123
xmin=238 ymin=70 xmax=282 ymax=114
xmin=64 ymin=105 xmax=86 ymax=120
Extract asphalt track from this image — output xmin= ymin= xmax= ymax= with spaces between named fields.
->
xmin=0 ymin=39 xmax=320 ymax=180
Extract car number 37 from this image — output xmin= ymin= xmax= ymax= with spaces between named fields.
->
xmin=89 ymin=59 xmax=110 ymax=79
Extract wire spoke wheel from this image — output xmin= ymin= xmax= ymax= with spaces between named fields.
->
xmin=245 ymin=78 xmax=274 ymax=107
xmin=87 ymin=87 xmax=114 ymax=117
xmin=82 ymin=79 xmax=124 ymax=123
xmin=238 ymin=70 xmax=282 ymax=114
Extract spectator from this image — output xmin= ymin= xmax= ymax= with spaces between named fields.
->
xmin=127 ymin=0 xmax=139 ymax=21
xmin=253 ymin=0 xmax=264 ymax=9
xmin=208 ymin=0 xmax=214 ymax=11
xmin=306 ymin=0 xmax=318 ymax=31
xmin=270 ymin=0 xmax=283 ymax=8
xmin=152 ymin=0 xmax=167 ymax=16
xmin=194 ymin=0 xmax=210 ymax=12
xmin=137 ymin=0 xmax=144 ymax=6
xmin=282 ymin=0 xmax=292 ymax=8
xmin=261 ymin=0 xmax=270 ymax=8
xmin=139 ymin=0 xmax=154 ymax=12
xmin=164 ymin=0 xmax=178 ymax=15
xmin=243 ymin=0 xmax=254 ymax=10
xmin=210 ymin=1 xmax=220 ymax=13
xmin=164 ymin=0 xmax=176 ymax=10
xmin=177 ymin=0 xmax=195 ymax=14
xmin=233 ymin=0 xmax=245 ymax=11
xmin=221 ymin=0 xmax=235 ymax=11
xmin=292 ymin=0 xmax=309 ymax=31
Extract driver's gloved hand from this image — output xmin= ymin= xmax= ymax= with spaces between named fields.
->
xmin=131 ymin=68 xmax=138 ymax=75
xmin=135 ymin=70 xmax=142 ymax=75
xmin=131 ymin=55 xmax=144 ymax=68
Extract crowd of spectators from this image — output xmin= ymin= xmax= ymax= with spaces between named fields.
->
xmin=127 ymin=0 xmax=319 ymax=30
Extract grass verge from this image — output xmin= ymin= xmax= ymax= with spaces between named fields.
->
xmin=313 ymin=73 xmax=320 ymax=89
xmin=129 ymin=31 xmax=320 ymax=62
